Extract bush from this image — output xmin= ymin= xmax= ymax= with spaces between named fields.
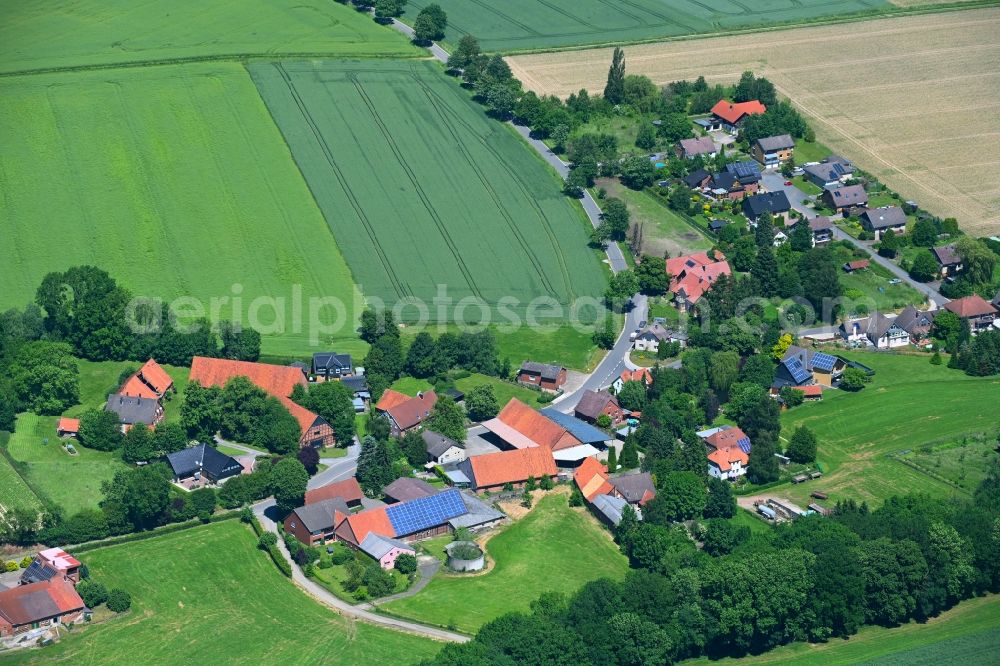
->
xmin=539 ymin=475 xmax=554 ymax=491
xmin=330 ymin=544 xmax=353 ymax=565
xmin=240 ymin=507 xmax=253 ymax=523
xmin=521 ymin=492 xmax=533 ymax=509
xmin=569 ymin=487 xmax=584 ymax=507
xmin=106 ymin=588 xmax=132 ymax=613
xmin=19 ymin=556 xmax=32 ymax=568
xmin=536 ymin=391 xmax=556 ymax=404
xmin=4 ymin=562 xmax=17 ymax=572
xmin=76 ymin=579 xmax=109 ymax=608
xmin=258 ymin=532 xmax=278 ymax=548
xmin=395 ymin=553 xmax=418 ymax=575
xmin=449 ymin=543 xmax=482 ymax=560
xmin=303 ymin=563 xmax=315 ymax=578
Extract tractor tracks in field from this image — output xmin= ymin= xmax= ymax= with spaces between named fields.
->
xmin=270 ymin=62 xmax=410 ymax=301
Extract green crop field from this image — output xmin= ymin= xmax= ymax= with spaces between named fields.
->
xmin=250 ymin=60 xmax=606 ymax=325
xmin=0 ymin=432 xmax=43 ymax=517
xmin=682 ymin=594 xmax=1000 ymax=666
xmin=7 ymin=521 xmax=437 ymax=664
xmin=0 ymin=0 xmax=418 ymax=74
xmin=0 ymin=63 xmax=364 ymax=358
xmin=401 ymin=0 xmax=890 ymax=52
xmin=777 ymin=352 xmax=1000 ymax=507
xmin=382 ymin=491 xmax=628 ymax=633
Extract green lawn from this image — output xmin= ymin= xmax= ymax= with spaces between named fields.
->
xmin=0 ymin=431 xmax=43 ymax=515
xmin=777 ymin=352 xmax=1000 ymax=507
xmin=830 ymin=243 xmax=925 ymax=311
xmin=249 ymin=59 xmax=605 ymax=328
xmin=382 ymin=491 xmax=629 ymax=633
xmin=596 ymin=179 xmax=714 ymax=259
xmin=7 ymin=521 xmax=437 ymax=664
xmin=793 ymin=138 xmax=835 ymax=165
xmin=792 ymin=175 xmax=823 ymax=196
xmin=390 ymin=377 xmax=435 ymax=397
xmin=897 ymin=433 xmax=999 ymax=494
xmin=681 ymin=594 xmax=1000 ymax=666
xmin=0 ymin=0 xmax=418 ymax=73
xmin=453 ymin=373 xmax=547 ymax=408
xmin=400 ymin=0 xmax=893 ymax=52
xmin=0 ymin=63 xmax=364 ymax=359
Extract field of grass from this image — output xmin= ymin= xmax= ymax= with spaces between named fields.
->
xmin=0 ymin=0 xmax=418 ymax=74
xmin=8 ymin=521 xmax=437 ymax=664
xmin=682 ymin=594 xmax=1000 ymax=666
xmin=0 ymin=63 xmax=364 ymax=358
xmin=829 ymin=243 xmax=926 ymax=312
xmin=777 ymin=351 xmax=1000 ymax=507
xmin=508 ymin=8 xmax=1000 ymax=234
xmin=453 ymin=373 xmax=547 ymax=408
xmin=897 ymin=433 xmax=999 ymax=494
xmin=250 ymin=59 xmax=606 ymax=326
xmin=0 ymin=432 xmax=44 ymax=516
xmin=382 ymin=491 xmax=628 ymax=633
xmin=402 ymin=0 xmax=889 ymax=52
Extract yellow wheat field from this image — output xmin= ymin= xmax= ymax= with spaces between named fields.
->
xmin=508 ymin=8 xmax=1000 ymax=234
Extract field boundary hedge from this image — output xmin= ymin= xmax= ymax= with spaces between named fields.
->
xmin=70 ymin=511 xmax=240 ymax=554
xmin=248 ymin=515 xmax=293 ymax=577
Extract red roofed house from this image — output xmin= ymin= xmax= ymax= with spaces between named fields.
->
xmin=0 ymin=579 xmax=86 ymax=638
xmin=574 ymin=390 xmax=625 ymax=426
xmin=574 ymin=457 xmax=612 ymax=502
xmin=458 ymin=447 xmax=559 ymax=493
xmin=612 ymin=368 xmax=653 ymax=393
xmin=118 ymin=359 xmax=174 ymax=401
xmin=189 ymin=356 xmax=335 ymax=448
xmin=701 ymin=426 xmax=751 ymax=481
xmin=304 ymin=476 xmax=365 ymax=507
xmin=667 ymin=252 xmax=732 ymax=311
xmin=710 ymin=99 xmax=767 ymax=133
xmin=944 ymin=295 xmax=998 ymax=333
xmin=843 ymin=259 xmax=870 ymax=273
xmin=375 ymin=389 xmax=437 ymax=436
xmin=482 ymin=398 xmax=581 ymax=453
xmin=56 ymin=417 xmax=79 ymax=438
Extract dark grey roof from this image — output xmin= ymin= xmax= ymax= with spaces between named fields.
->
xmin=104 ymin=393 xmax=159 ymax=425
xmin=444 ymin=388 xmax=465 ymax=402
xmin=422 ymin=430 xmax=463 ymax=459
xmin=710 ymin=171 xmax=739 ymax=191
xmin=574 ymin=389 xmax=616 ymax=420
xmin=847 ymin=312 xmax=905 ymax=341
xmin=312 ymin=352 xmax=352 ymax=373
xmin=743 ymin=191 xmax=791 ymax=217
xmin=591 ymin=494 xmax=636 ymax=526
xmin=359 ymin=533 xmax=413 ymax=560
xmin=726 ymin=160 xmax=761 ymax=182
xmin=755 ymin=134 xmax=794 ymax=151
xmin=519 ymin=361 xmax=563 ymax=381
xmin=894 ymin=306 xmax=936 ymax=334
xmin=448 ymin=490 xmax=505 ymax=529
xmin=932 ymin=245 xmax=961 ymax=266
xmin=19 ymin=561 xmax=59 ymax=585
xmin=683 ymin=168 xmax=711 ymax=188
xmin=809 ymin=216 xmax=833 ymax=231
xmin=383 ymin=477 xmax=438 ymax=502
xmin=291 ymin=498 xmax=349 ymax=533
xmin=609 ymin=472 xmax=655 ymax=503
xmin=860 ymin=206 xmax=906 ymax=229
xmin=340 ymin=375 xmax=369 ymax=393
xmin=165 ymin=444 xmax=242 ymax=481
xmin=825 ymin=184 xmax=868 ymax=207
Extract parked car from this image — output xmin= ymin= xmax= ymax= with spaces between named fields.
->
xmin=638 ymin=320 xmax=647 ymax=328
xmin=888 ymin=278 xmax=902 ymax=285
xmin=784 ymin=180 xmax=793 ymax=186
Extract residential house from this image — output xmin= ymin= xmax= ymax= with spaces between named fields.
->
xmin=573 ymin=458 xmax=650 ymax=527
xmin=118 ymin=359 xmax=173 ymax=400
xmin=458 ymin=447 xmax=558 ymax=493
xmin=481 ymin=398 xmax=590 ymax=464
xmin=20 ymin=549 xmax=81 ymax=586
xmin=189 ymin=357 xmax=336 ymax=448
xmin=0 ymin=579 xmax=86 ymax=639
xmin=841 ymin=312 xmax=910 ymax=348
xmin=751 ymin=134 xmax=794 ymax=167
xmin=710 ymin=99 xmax=766 ymax=133
xmin=894 ymin=305 xmax=938 ymax=343
xmin=803 ymin=156 xmax=855 ymax=188
xmin=632 ymin=323 xmax=687 ymax=352
xmin=516 ymin=362 xmax=567 ymax=392
xmin=612 ymin=368 xmax=653 ymax=393
xmin=931 ymin=245 xmax=963 ymax=277
xmin=944 ymin=295 xmax=998 ymax=333
xmin=676 ymin=136 xmax=717 ymax=159
xmin=311 ymin=352 xmax=353 ymax=381
xmin=743 ymin=191 xmax=792 ymax=225
xmin=843 ymin=259 xmax=870 ymax=272
xmin=305 ymin=476 xmax=365 ymax=507
xmin=164 ymin=444 xmax=243 ymax=485
xmin=683 ymin=168 xmax=712 ymax=190
xmin=725 ymin=160 xmax=762 ymax=192
xmin=859 ymin=206 xmax=907 ymax=240
xmin=374 ymin=389 xmax=437 ymax=436
xmin=822 ymin=184 xmax=868 ymax=215
xmin=56 ymin=417 xmax=79 ymax=438
xmin=775 ymin=346 xmax=845 ymax=388
xmin=573 ymin=457 xmax=613 ymax=502
xmin=667 ymin=252 xmax=733 ymax=311
xmin=808 ymin=216 xmax=834 ymax=245
xmin=700 ymin=426 xmax=751 ymax=481
xmin=574 ymin=390 xmax=624 ymax=426
xmin=340 ymin=374 xmax=371 ymax=412
xmin=423 ymin=430 xmax=466 ymax=466
xmin=283 ymin=498 xmax=350 ymax=546
xmin=609 ymin=472 xmax=656 ymax=506
xmin=359 ymin=533 xmax=415 ymax=570
xmin=707 ymin=172 xmax=746 ymax=201
xmin=335 ymin=488 xmax=469 ymax=545
xmin=104 ymin=393 xmax=162 ymax=430
xmin=383 ymin=477 xmax=438 ymax=503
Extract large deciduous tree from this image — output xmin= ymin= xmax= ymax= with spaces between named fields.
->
xmin=604 ymin=47 xmax=626 ymax=104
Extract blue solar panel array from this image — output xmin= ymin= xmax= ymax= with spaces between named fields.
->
xmin=386 ymin=488 xmax=466 ymax=536
xmin=727 ymin=161 xmax=761 ymax=178
xmin=783 ymin=357 xmax=812 ymax=384
xmin=541 ymin=408 xmax=610 ymax=444
xmin=811 ymin=352 xmax=838 ymax=372
xmin=738 ymin=437 xmax=752 ymax=454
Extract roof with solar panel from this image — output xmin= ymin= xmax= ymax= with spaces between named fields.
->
xmin=810 ymin=352 xmax=838 ymax=372
xmin=782 ymin=356 xmax=812 ymax=385
xmin=385 ymin=488 xmax=467 ymax=537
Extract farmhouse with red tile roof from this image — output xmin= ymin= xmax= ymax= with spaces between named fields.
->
xmin=118 ymin=359 xmax=173 ymax=400
xmin=710 ymin=99 xmax=766 ymax=132
xmin=459 ymin=447 xmax=558 ymax=493
xmin=666 ymin=252 xmax=732 ymax=311
xmin=375 ymin=389 xmax=437 ymax=435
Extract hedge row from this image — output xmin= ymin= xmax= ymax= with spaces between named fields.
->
xmin=71 ymin=511 xmax=239 ymax=554
xmin=248 ymin=515 xmax=291 ymax=578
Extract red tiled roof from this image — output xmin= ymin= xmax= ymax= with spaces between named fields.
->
xmin=377 ymin=390 xmax=437 ymax=431
xmin=0 ymin=579 xmax=84 ymax=626
xmin=497 ymin=399 xmax=580 ymax=451
xmin=667 ymin=252 xmax=732 ymax=305
xmin=336 ymin=507 xmax=395 ymax=546
xmin=573 ymin=457 xmax=612 ymax=501
xmin=56 ymin=417 xmax=79 ymax=434
xmin=118 ymin=375 xmax=159 ymax=400
xmin=846 ymin=259 xmax=870 ymax=271
xmin=305 ymin=477 xmax=365 ymax=505
xmin=118 ymin=359 xmax=173 ymax=399
xmin=711 ymin=99 xmax=766 ymax=124
xmin=707 ymin=446 xmax=748 ymax=472
xmin=944 ymin=294 xmax=997 ymax=318
xmin=468 ymin=447 xmax=558 ymax=489
xmin=706 ymin=426 xmax=750 ymax=450
xmin=189 ymin=357 xmax=317 ymax=436
xmin=799 ymin=385 xmax=823 ymax=397
xmin=620 ymin=368 xmax=653 ymax=386
xmin=375 ymin=389 xmax=411 ymax=412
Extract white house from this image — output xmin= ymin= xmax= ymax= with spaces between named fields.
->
xmin=633 ymin=324 xmax=686 ymax=353
xmin=422 ymin=430 xmax=466 ymax=466
xmin=700 ymin=426 xmax=751 ymax=481
xmin=841 ymin=313 xmax=910 ymax=349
